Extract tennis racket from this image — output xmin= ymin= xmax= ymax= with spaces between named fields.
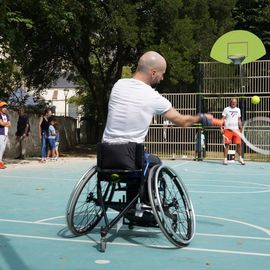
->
xmin=232 ymin=117 xmax=270 ymax=155
xmin=212 ymin=117 xmax=270 ymax=155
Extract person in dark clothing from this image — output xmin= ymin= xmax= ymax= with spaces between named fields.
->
xmin=38 ymin=108 xmax=52 ymax=162
xmin=15 ymin=108 xmax=30 ymax=159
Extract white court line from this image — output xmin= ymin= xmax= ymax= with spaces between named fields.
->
xmin=190 ymin=190 xmax=270 ymax=194
xmin=0 ymin=232 xmax=270 ymax=257
xmin=35 ymin=216 xmax=66 ymax=223
xmin=170 ymin=161 xmax=192 ymax=168
xmin=181 ymin=169 xmax=270 ymax=176
xmin=0 ymin=175 xmax=75 ymax=181
xmin=188 ymin=184 xmax=267 ymax=189
xmin=0 ymin=218 xmax=65 ymax=227
xmin=34 ymin=211 xmax=118 ymax=223
xmin=188 ymin=183 xmax=270 ymax=194
xmin=187 ymin=180 xmax=270 ymax=188
xmin=40 ymin=213 xmax=270 ymax=237
xmin=186 ymin=179 xmax=270 ymax=194
xmin=197 ymin=215 xmax=270 ymax=236
xmin=185 ymin=247 xmax=270 ymax=257
xmin=1 ymin=218 xmax=270 ymax=241
xmin=196 ymin=233 xmax=270 ymax=241
xmin=3 ymin=213 xmax=270 ymax=237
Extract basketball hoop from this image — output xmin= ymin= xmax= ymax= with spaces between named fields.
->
xmin=228 ymin=55 xmax=246 ymax=65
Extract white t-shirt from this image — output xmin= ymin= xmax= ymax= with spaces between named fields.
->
xmin=222 ymin=106 xmax=241 ymax=130
xmin=48 ymin=125 xmax=56 ymax=139
xmin=0 ymin=114 xmax=8 ymax=136
xmin=102 ymin=78 xmax=172 ymax=143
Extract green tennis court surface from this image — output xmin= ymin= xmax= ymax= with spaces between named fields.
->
xmin=0 ymin=158 xmax=270 ymax=270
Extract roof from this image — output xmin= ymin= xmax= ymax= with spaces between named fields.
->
xmin=51 ymin=76 xmax=78 ymax=89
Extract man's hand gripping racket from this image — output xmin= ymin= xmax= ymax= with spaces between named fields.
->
xmin=199 ymin=113 xmax=224 ymax=127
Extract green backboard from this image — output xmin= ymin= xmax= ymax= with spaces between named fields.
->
xmin=210 ymin=30 xmax=266 ymax=64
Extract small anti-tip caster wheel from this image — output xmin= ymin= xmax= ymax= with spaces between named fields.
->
xmin=99 ymin=237 xmax=106 ymax=252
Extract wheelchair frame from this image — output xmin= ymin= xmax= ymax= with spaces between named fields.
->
xmin=66 ymin=151 xmax=195 ymax=252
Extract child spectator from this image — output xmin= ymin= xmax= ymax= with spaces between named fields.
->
xmin=48 ymin=116 xmax=57 ymax=161
xmin=194 ymin=128 xmax=206 ymax=160
xmin=54 ymin=122 xmax=60 ymax=160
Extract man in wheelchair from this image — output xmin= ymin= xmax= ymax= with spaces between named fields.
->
xmin=67 ymin=51 xmax=215 ymax=251
xmin=100 ymin=50 xmax=213 ymax=209
xmin=102 ymin=51 xmax=213 ymax=152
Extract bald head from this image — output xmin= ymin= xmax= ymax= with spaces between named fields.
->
xmin=134 ymin=51 xmax=167 ymax=88
xmin=230 ymin=98 xmax=238 ymax=108
xmin=136 ymin=51 xmax=166 ymax=73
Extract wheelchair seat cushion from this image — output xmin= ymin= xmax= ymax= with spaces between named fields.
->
xmin=97 ymin=142 xmax=144 ymax=170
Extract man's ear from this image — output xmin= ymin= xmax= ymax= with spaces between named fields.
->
xmin=150 ymin=69 xmax=156 ymax=76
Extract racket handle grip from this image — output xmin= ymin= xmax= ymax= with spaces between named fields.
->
xmin=199 ymin=114 xmax=223 ymax=126
xmin=212 ymin=118 xmax=223 ymax=126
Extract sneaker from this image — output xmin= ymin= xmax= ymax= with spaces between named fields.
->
xmin=239 ymin=157 xmax=245 ymax=165
xmin=223 ymin=159 xmax=228 ymax=165
xmin=0 ymin=162 xmax=6 ymax=169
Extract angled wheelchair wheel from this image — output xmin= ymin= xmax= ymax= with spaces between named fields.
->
xmin=66 ymin=166 xmax=113 ymax=236
xmin=148 ymin=165 xmax=195 ymax=247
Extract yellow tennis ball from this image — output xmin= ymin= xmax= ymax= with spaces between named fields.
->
xmin=251 ymin=95 xmax=260 ymax=105
xmin=110 ymin=173 xmax=120 ymax=182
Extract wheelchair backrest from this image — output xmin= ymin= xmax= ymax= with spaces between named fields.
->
xmin=97 ymin=142 xmax=145 ymax=170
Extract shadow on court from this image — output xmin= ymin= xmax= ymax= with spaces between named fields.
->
xmin=0 ymin=235 xmax=29 ymax=270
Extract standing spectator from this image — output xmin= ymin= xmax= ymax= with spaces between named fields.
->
xmin=48 ymin=116 xmax=57 ymax=161
xmin=15 ymin=107 xmax=30 ymax=159
xmin=0 ymin=101 xmax=11 ymax=169
xmin=194 ymin=128 xmax=206 ymax=160
xmin=38 ymin=108 xmax=52 ymax=162
xmin=163 ymin=119 xmax=172 ymax=142
xmin=221 ymin=98 xmax=245 ymax=165
xmin=54 ymin=121 xmax=60 ymax=160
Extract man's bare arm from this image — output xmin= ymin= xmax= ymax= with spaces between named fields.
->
xmin=238 ymin=117 xmax=243 ymax=131
xmin=162 ymin=107 xmax=201 ymax=127
xmin=0 ymin=119 xmax=11 ymax=127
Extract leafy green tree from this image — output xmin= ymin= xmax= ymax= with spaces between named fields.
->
xmin=0 ymin=60 xmax=23 ymax=100
xmin=3 ymin=0 xmax=237 ymax=139
xmin=0 ymin=1 xmax=33 ymax=101
xmin=233 ymin=0 xmax=270 ymax=58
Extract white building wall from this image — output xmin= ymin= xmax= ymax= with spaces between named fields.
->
xmin=41 ymin=88 xmax=77 ymax=117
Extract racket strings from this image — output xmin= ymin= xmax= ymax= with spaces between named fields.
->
xmin=244 ymin=118 xmax=270 ymax=153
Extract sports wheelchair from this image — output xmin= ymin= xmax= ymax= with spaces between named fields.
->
xmin=66 ymin=142 xmax=195 ymax=252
